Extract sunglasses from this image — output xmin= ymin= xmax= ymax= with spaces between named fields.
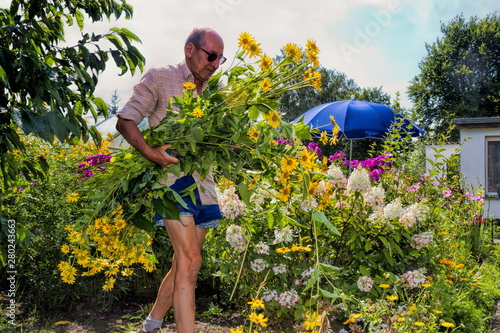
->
xmin=192 ymin=43 xmax=227 ymax=65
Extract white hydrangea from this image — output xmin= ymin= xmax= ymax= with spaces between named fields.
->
xmin=225 ymin=225 xmax=247 ymax=252
xmin=277 ymin=289 xmax=299 ymax=308
xmin=400 ymin=268 xmax=427 ymax=289
xmin=410 ymin=231 xmax=433 ymax=250
xmin=273 ymin=226 xmax=295 ymax=244
xmin=357 ymin=275 xmax=375 ymax=292
xmin=327 ymin=164 xmax=347 ymax=187
xmin=250 ymin=258 xmax=269 ymax=273
xmin=347 ymin=166 xmax=371 ymax=193
xmin=383 ymin=198 xmax=403 ymax=219
xmin=364 ymin=185 xmax=386 ymax=207
xmin=255 ymin=241 xmax=270 ymax=255
xmin=272 ymin=263 xmax=287 ymax=275
xmin=297 ymin=198 xmax=318 ymax=212
xmin=216 ymin=186 xmax=245 ymax=221
xmin=262 ymin=288 xmax=278 ymax=302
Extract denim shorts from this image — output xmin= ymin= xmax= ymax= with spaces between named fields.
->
xmin=154 ymin=175 xmax=222 ymax=229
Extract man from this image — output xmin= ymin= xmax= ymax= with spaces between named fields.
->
xmin=115 ymin=27 xmax=226 ymax=333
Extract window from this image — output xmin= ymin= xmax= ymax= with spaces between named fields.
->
xmin=486 ymin=138 xmax=500 ymax=195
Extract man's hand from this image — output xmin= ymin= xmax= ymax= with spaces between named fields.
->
xmin=148 ymin=144 xmax=179 ymax=168
xmin=116 ymin=118 xmax=179 ymax=168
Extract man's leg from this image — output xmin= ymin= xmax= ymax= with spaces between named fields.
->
xmin=163 ymin=216 xmax=208 ymax=333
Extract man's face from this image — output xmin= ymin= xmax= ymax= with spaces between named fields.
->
xmin=187 ymin=31 xmax=225 ymax=83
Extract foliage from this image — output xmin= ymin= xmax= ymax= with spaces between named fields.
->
xmin=0 ymin=0 xmax=145 ymax=187
xmin=58 ymin=32 xmax=324 ymax=291
xmin=408 ymin=13 xmax=500 ymax=142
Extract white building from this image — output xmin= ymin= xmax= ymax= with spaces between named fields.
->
xmin=454 ymin=117 xmax=500 ymax=218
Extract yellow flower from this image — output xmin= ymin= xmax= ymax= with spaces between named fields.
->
xmin=259 ymin=54 xmax=273 ymax=71
xmin=54 ymin=321 xmax=72 ymax=325
xmin=230 ymin=327 xmax=244 ymax=333
xmin=343 ymin=313 xmax=362 ymax=325
xmin=414 ymin=321 xmax=425 ymax=327
xmin=277 ymin=171 xmax=291 ymax=184
xmin=247 ymin=298 xmax=265 ymax=309
xmin=102 ymin=277 xmax=116 ymax=291
xmin=319 ymin=130 xmax=328 ymax=145
xmin=454 ymin=263 xmax=465 ymax=269
xmin=248 ymin=312 xmax=268 ymax=327
xmin=281 ymin=156 xmax=298 ymax=172
xmin=304 ymin=311 xmax=322 ymax=330
xmin=306 ymin=39 xmax=320 ymax=55
xmin=386 ymin=295 xmax=398 ymax=301
xmin=66 ymin=192 xmax=79 ymax=202
xmin=433 ymin=310 xmax=443 ymax=314
xmin=261 ymin=77 xmax=272 ymax=92
xmin=61 ymin=244 xmax=71 ymax=254
xmin=276 ymin=247 xmax=290 ymax=254
xmin=246 ymin=42 xmax=262 ymax=58
xmin=248 ymin=126 xmax=260 ymax=142
xmin=397 ymin=317 xmax=405 ymax=322
xmin=58 ymin=261 xmax=78 ymax=284
xmin=193 ymin=107 xmax=204 ymax=118
xmin=441 ymin=321 xmax=455 ymax=328
xmin=278 ymin=185 xmax=291 ymax=202
xmin=266 ymin=110 xmax=280 ymax=128
xmin=379 ymin=284 xmax=390 ymax=289
xmin=183 ymin=81 xmax=196 ymax=90
xmin=283 ymin=42 xmax=302 ymax=61
xmin=238 ymin=32 xmax=255 ymax=50
xmin=422 ymin=282 xmax=432 ymax=288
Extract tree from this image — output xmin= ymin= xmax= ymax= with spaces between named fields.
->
xmin=0 ymin=0 xmax=145 ymax=186
xmin=107 ymin=89 xmax=121 ymax=116
xmin=408 ymin=14 xmax=500 ymax=142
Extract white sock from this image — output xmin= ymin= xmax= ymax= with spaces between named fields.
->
xmin=143 ymin=314 xmax=163 ymax=331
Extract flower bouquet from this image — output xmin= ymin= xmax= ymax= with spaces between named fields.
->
xmin=59 ymin=32 xmax=325 ymax=289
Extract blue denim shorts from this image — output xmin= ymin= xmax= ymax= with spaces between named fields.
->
xmin=154 ymin=175 xmax=222 ymax=229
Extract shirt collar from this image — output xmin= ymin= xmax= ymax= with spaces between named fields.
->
xmin=179 ymin=60 xmax=208 ymax=94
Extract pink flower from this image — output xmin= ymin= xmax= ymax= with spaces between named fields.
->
xmin=442 ymin=189 xmax=452 ymax=197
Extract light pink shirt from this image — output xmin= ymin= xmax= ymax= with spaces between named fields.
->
xmin=117 ymin=61 xmax=217 ymax=205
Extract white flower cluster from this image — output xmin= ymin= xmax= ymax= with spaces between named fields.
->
xmin=250 ymin=258 xmax=269 ymax=273
xmin=262 ymin=288 xmax=300 ymax=308
xmin=383 ymin=198 xmax=403 ymax=219
xmin=272 ymin=263 xmax=287 ymax=275
xmin=225 ymin=225 xmax=247 ymax=252
xmin=399 ymin=202 xmax=429 ymax=227
xmin=273 ymin=226 xmax=295 ymax=244
xmin=327 ymin=164 xmax=347 ymax=187
xmin=216 ymin=186 xmax=245 ymax=221
xmin=297 ymin=197 xmax=318 ymax=212
xmin=255 ymin=241 xmax=270 ymax=255
xmin=249 ymin=181 xmax=277 ymax=211
xmin=410 ymin=231 xmax=433 ymax=250
xmin=363 ymin=185 xmax=386 ymax=207
xmin=357 ymin=275 xmax=375 ymax=292
xmin=400 ymin=268 xmax=427 ymax=288
xmin=347 ymin=166 xmax=371 ymax=193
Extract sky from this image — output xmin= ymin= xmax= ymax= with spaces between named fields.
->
xmin=5 ymin=0 xmax=499 ymax=109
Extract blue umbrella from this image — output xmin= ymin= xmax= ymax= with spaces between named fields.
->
xmin=293 ymin=99 xmax=425 ymax=139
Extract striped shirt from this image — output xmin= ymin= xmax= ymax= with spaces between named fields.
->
xmin=117 ymin=61 xmax=218 ymax=205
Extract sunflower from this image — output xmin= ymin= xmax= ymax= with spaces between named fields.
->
xmin=259 ymin=54 xmax=273 ymax=71
xmin=193 ymin=107 xmax=204 ymax=118
xmin=266 ymin=110 xmax=280 ymax=128
xmin=278 ymin=185 xmax=291 ymax=202
xmin=283 ymin=42 xmax=302 ymax=61
xmin=261 ymin=77 xmax=271 ymax=92
xmin=247 ymin=126 xmax=260 ymax=142
xmin=246 ymin=41 xmax=262 ymax=58
xmin=238 ymin=31 xmax=255 ymax=50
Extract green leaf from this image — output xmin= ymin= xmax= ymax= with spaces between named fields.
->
xmin=312 ymin=209 xmax=341 ymax=236
xmin=151 ymin=198 xmax=180 ymax=221
xmin=248 ymin=105 xmax=260 ymax=121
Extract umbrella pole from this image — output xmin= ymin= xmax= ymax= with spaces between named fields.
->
xmin=349 ymin=140 xmax=353 ymax=176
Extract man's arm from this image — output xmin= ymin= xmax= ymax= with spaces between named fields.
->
xmin=116 ymin=117 xmax=178 ymax=168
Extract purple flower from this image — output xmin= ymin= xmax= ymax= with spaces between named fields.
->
xmin=306 ymin=142 xmax=322 ymax=156
xmin=83 ymin=169 xmax=94 ymax=178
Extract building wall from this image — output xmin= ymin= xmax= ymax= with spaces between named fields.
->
xmin=460 ymin=127 xmax=500 ymax=218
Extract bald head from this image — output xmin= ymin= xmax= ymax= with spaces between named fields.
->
xmin=185 ymin=27 xmax=224 ymax=48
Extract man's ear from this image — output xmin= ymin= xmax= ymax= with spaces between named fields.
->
xmin=185 ymin=42 xmax=195 ymax=57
